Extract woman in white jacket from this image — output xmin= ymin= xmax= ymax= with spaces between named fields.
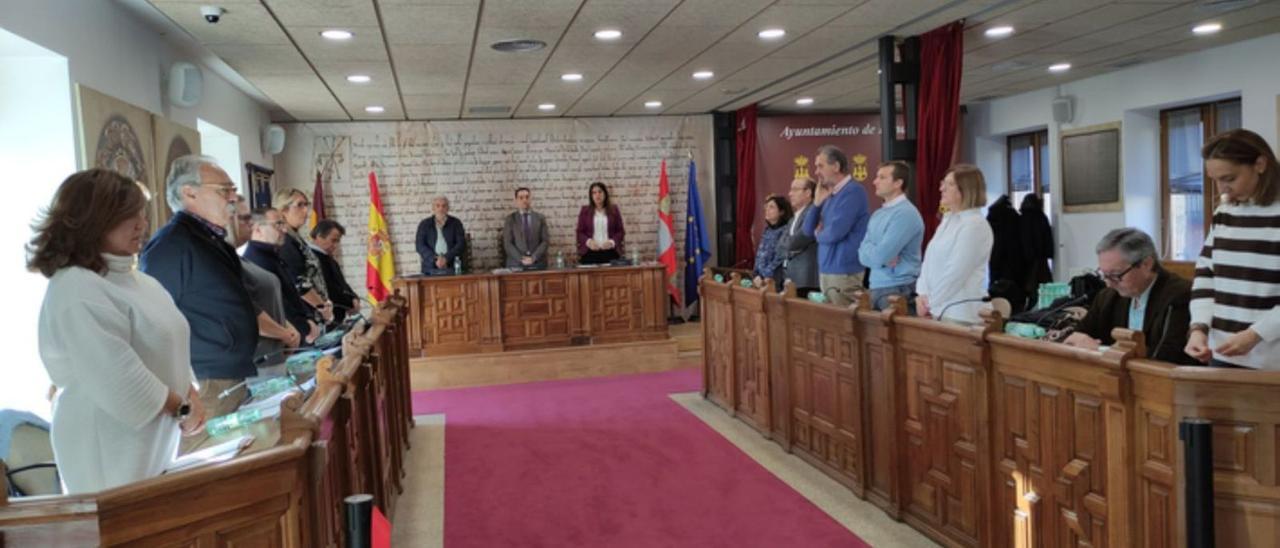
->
xmin=916 ymin=164 xmax=994 ymax=323
xmin=28 ymin=169 xmax=206 ymax=493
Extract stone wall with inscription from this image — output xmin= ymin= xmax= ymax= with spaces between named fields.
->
xmin=278 ymin=116 xmax=715 ymax=297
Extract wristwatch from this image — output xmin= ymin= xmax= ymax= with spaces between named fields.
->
xmin=174 ymin=399 xmax=192 ymax=420
xmin=1190 ymin=323 xmax=1210 ymax=335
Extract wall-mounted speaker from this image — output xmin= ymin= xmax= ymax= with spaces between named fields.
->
xmin=261 ymin=125 xmax=285 ymax=155
xmin=1052 ymin=96 xmax=1075 ymax=124
xmin=168 ymin=62 xmax=203 ymax=108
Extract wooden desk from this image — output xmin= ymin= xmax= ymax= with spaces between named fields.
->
xmin=699 ymin=270 xmax=1280 ymax=548
xmin=0 ymin=297 xmax=414 ymax=547
xmin=395 ymin=265 xmax=670 ymax=357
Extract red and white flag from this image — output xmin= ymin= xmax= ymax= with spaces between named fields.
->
xmin=657 ymin=160 xmax=680 ymax=305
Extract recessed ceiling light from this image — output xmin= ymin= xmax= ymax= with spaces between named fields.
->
xmin=346 ymin=74 xmax=371 ymax=84
xmin=758 ymin=28 xmax=786 ymax=40
xmin=645 ymin=100 xmax=662 ymax=108
xmin=321 ymin=29 xmax=353 ymax=41
xmin=985 ymin=26 xmax=1014 ymax=38
xmin=1048 ymin=63 xmax=1071 ymax=73
xmin=796 ymin=97 xmax=814 ymax=106
xmin=365 ymin=106 xmax=384 ymax=114
xmin=538 ymin=103 xmax=556 ymax=111
xmin=1192 ymin=22 xmax=1223 ymax=35
xmin=594 ymin=29 xmax=622 ymax=41
xmin=561 ymin=73 xmax=584 ymax=82
xmin=692 ymin=70 xmax=714 ymax=80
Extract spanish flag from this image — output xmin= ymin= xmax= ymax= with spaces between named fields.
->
xmin=307 ymin=170 xmax=326 ymax=231
xmin=366 ymin=171 xmax=395 ymax=304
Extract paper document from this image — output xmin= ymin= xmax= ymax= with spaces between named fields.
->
xmin=166 ymin=435 xmax=253 ymax=473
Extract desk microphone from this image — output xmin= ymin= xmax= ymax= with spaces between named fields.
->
xmin=253 ymin=345 xmax=319 ymax=366
xmin=936 ymin=296 xmax=992 ymax=322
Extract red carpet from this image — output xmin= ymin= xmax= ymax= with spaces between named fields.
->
xmin=411 ymin=368 xmax=869 ymax=548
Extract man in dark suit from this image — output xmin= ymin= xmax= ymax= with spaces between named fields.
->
xmin=415 ymin=195 xmax=466 ymax=274
xmin=1064 ymin=228 xmax=1197 ymax=364
xmin=501 ymin=187 xmax=550 ymax=268
xmin=777 ymin=177 xmax=819 ymax=297
xmin=310 ymin=219 xmax=361 ymax=325
xmin=141 ymin=155 xmax=258 ymax=424
xmin=242 ymin=208 xmax=320 ymax=344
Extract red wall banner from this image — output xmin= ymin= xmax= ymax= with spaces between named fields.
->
xmin=752 ymin=113 xmax=886 ymax=242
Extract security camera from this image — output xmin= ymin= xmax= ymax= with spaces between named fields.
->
xmin=201 ymin=6 xmax=225 ymax=24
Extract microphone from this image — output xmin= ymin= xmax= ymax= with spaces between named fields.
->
xmin=936 ymin=296 xmax=992 ymax=323
xmin=254 ymin=345 xmax=319 ymax=366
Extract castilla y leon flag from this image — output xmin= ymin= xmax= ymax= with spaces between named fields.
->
xmin=308 ymin=170 xmax=326 ymax=231
xmin=657 ymin=160 xmax=680 ymax=306
xmin=366 ymin=171 xmax=396 ymax=305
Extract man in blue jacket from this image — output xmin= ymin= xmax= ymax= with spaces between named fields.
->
xmin=416 ymin=195 xmax=467 ymax=274
xmin=141 ymin=155 xmax=258 ymax=425
xmin=858 ymin=161 xmax=924 ymax=311
xmin=802 ymin=145 xmax=870 ymax=306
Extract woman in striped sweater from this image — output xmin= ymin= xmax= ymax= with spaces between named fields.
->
xmin=1185 ymin=129 xmax=1280 ymax=369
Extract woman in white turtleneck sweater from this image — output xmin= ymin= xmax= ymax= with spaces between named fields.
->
xmin=916 ymin=164 xmax=994 ymax=324
xmin=28 ymin=169 xmax=206 ymax=494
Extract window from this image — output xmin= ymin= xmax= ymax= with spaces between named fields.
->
xmin=1007 ymin=129 xmax=1050 ymax=223
xmin=1160 ymin=99 xmax=1241 ymax=260
xmin=197 ymin=118 xmax=243 ymax=192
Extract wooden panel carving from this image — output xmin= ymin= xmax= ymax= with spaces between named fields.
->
xmin=857 ymin=299 xmax=902 ymax=517
xmin=501 ymin=276 xmax=572 ymax=348
xmin=732 ymin=287 xmax=770 ymax=434
xmin=786 ymin=301 xmax=864 ymax=494
xmin=702 ymin=280 xmax=734 ymax=412
xmin=429 ymin=280 xmax=484 ymax=346
xmin=898 ymin=319 xmax=991 ymax=548
xmin=589 ymin=271 xmax=642 ymax=337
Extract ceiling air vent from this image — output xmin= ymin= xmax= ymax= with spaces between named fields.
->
xmin=468 ymin=106 xmax=511 ymax=114
xmin=490 ymin=39 xmax=546 ymax=53
xmin=991 ymin=60 xmax=1029 ymax=73
xmin=1111 ymin=58 xmax=1146 ymax=69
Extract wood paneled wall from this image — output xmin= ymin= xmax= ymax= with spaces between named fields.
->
xmin=396 ymin=265 xmax=669 ymax=357
xmin=0 ymin=297 xmax=414 ymax=548
xmin=699 ymin=272 xmax=1280 ymax=547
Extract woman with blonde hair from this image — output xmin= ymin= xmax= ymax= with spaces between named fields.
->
xmin=30 ymin=169 xmax=205 ymax=493
xmin=1186 ymin=129 xmax=1280 ymax=369
xmin=272 ymin=188 xmax=332 ymax=322
xmin=915 ymin=164 xmax=994 ymax=322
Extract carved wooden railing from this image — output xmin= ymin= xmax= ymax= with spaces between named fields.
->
xmin=0 ymin=296 xmax=413 ymax=547
xmin=699 ymin=269 xmax=1280 ymax=547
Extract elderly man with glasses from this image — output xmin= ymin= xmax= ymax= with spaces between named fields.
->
xmin=1062 ymin=227 xmax=1197 ymax=364
xmin=141 ymin=156 xmax=260 ymax=445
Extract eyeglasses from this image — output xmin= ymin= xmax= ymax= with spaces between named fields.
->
xmin=235 ymin=214 xmax=253 ymax=222
xmin=202 ymin=184 xmax=236 ymax=199
xmin=1095 ymin=261 xmax=1140 ymax=283
xmin=292 ymin=200 xmax=311 ymax=209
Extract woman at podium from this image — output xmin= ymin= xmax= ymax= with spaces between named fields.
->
xmin=576 ymin=182 xmax=626 ymax=265
xmin=28 ymin=169 xmax=206 ymax=493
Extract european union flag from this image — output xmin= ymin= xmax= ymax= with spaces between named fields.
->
xmin=684 ymin=160 xmax=711 ymax=313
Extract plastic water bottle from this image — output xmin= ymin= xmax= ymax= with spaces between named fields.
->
xmin=453 ymin=256 xmax=462 ymax=275
xmin=205 ymin=408 xmax=265 ymax=437
xmin=555 ymin=251 xmax=565 ymax=269
xmin=247 ymin=376 xmax=295 ymax=398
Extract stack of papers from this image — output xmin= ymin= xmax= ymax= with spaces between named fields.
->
xmin=166 ymin=435 xmax=253 ymax=473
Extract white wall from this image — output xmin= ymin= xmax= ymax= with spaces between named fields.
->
xmin=965 ymin=32 xmax=1280 ymax=280
xmin=0 ymin=0 xmax=274 ymax=173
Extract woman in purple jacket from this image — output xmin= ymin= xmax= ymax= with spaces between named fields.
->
xmin=576 ymin=182 xmax=626 ymax=265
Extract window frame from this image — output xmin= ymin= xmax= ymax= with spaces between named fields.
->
xmin=1006 ymin=129 xmax=1049 ymax=198
xmin=1158 ymin=98 xmax=1240 ymax=258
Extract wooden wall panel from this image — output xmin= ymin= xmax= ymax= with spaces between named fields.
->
xmin=857 ymin=298 xmax=903 ymax=518
xmin=731 ymin=285 xmax=771 ymax=434
xmin=786 ymin=300 xmax=864 ymax=495
xmin=897 ymin=318 xmax=993 ymax=547
xmin=701 ymin=277 xmax=734 ymax=412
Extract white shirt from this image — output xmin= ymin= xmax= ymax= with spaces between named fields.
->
xmin=916 ymin=208 xmax=993 ymax=323
xmin=790 ymin=204 xmax=808 ymax=236
xmin=38 ymin=254 xmax=194 ymax=493
xmin=592 ymin=210 xmax=610 ymax=246
xmin=434 ymin=217 xmax=449 ymax=256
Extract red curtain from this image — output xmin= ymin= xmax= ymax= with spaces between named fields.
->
xmin=915 ymin=21 xmax=965 ymax=245
xmin=735 ymin=104 xmax=758 ymax=270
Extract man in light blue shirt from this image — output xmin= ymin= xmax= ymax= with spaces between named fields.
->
xmin=858 ymin=161 xmax=924 ymax=311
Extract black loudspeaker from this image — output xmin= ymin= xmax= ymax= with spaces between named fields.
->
xmin=713 ymin=112 xmax=737 ymax=267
